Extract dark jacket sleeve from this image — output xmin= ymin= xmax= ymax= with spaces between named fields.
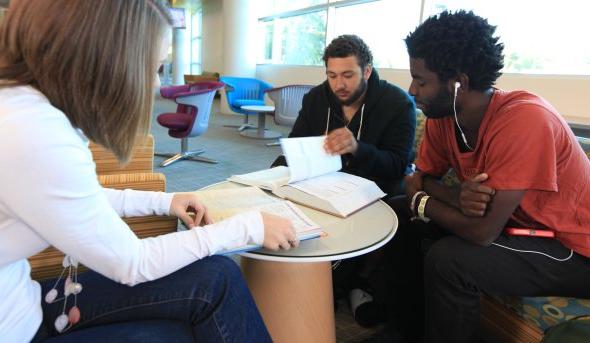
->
xmin=346 ymin=95 xmax=416 ymax=180
xmin=288 ymin=91 xmax=318 ymax=138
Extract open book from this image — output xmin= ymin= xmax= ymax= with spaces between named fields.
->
xmin=193 ymin=187 xmax=323 ymax=255
xmin=228 ymin=136 xmax=386 ymax=217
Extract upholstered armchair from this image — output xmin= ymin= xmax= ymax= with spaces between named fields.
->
xmin=28 ymin=135 xmax=178 ymax=280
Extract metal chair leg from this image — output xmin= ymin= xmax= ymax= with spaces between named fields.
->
xmin=157 ymin=151 xmax=218 ymax=166
xmin=155 ymin=138 xmax=218 ymax=166
xmin=224 ymin=115 xmax=256 ymax=131
xmin=238 ymin=123 xmax=256 ymax=131
xmin=159 ymin=153 xmax=184 ymax=167
xmin=187 ymin=155 xmax=218 ymax=164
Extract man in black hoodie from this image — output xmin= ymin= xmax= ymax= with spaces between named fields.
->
xmin=274 ymin=35 xmax=417 ymax=326
xmin=274 ymin=34 xmax=416 ymax=196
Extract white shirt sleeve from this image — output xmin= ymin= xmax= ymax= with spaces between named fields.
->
xmin=102 ymin=188 xmax=173 ymax=217
xmin=3 ymin=108 xmax=264 ymax=286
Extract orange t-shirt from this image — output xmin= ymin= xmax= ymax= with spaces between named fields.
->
xmin=416 ymin=89 xmax=590 ymax=257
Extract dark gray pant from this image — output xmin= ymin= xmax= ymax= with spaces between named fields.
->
xmin=383 ymin=196 xmax=590 ymax=343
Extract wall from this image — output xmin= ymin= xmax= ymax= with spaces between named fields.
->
xmin=201 ymin=0 xmax=223 ymax=74
xmin=257 ymin=64 xmax=590 ymax=123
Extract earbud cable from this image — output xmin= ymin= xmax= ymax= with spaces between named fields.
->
xmin=492 ymin=242 xmax=574 ymax=262
xmin=453 ymin=84 xmax=474 ymax=151
xmin=324 ymin=104 xmax=364 ymax=140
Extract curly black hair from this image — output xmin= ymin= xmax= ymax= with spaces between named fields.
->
xmin=405 ymin=10 xmax=504 ymax=91
xmin=323 ymin=34 xmax=373 ymax=70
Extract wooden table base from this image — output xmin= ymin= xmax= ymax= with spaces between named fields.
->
xmin=241 ymin=258 xmax=335 ymax=343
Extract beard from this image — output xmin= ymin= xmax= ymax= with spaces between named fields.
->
xmin=418 ymin=87 xmax=456 ymax=119
xmin=332 ymin=79 xmax=368 ymax=106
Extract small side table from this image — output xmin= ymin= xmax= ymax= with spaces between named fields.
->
xmin=200 ymin=181 xmax=398 ymax=343
xmin=240 ymin=105 xmax=282 ymax=140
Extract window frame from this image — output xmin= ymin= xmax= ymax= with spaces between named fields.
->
xmin=257 ymin=0 xmax=380 ymax=65
xmin=257 ymin=0 xmax=590 ymax=77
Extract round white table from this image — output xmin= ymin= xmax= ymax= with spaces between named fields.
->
xmin=239 ymin=105 xmax=283 ymax=140
xmin=202 ymin=182 xmax=398 ymax=343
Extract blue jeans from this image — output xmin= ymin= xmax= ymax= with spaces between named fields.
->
xmin=32 ymin=256 xmax=271 ymax=342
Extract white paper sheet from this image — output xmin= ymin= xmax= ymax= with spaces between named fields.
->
xmin=280 ymin=136 xmax=341 ymax=183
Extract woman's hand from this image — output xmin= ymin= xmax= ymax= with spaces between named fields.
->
xmin=169 ymin=193 xmax=213 ymax=229
xmin=260 ymin=212 xmax=298 ymax=251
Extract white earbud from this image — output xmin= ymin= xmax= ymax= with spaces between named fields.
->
xmin=452 ymin=80 xmax=473 ymax=151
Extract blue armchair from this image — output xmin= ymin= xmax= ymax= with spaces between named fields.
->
xmin=220 ymin=76 xmax=273 ymax=131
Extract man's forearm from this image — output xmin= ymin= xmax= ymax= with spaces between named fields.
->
xmin=423 ymin=176 xmax=460 ymax=209
xmin=424 ymin=196 xmax=499 ymax=246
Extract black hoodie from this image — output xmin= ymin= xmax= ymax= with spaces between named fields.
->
xmin=275 ymin=69 xmax=416 ymax=195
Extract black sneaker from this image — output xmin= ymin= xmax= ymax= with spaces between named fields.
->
xmin=349 ymin=288 xmax=385 ymax=327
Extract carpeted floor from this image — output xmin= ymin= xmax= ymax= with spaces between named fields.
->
xmin=151 ymin=96 xmax=382 ymax=342
xmin=151 ymin=96 xmax=290 ymax=193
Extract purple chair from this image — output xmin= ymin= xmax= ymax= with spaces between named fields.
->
xmin=155 ymin=81 xmax=225 ymax=167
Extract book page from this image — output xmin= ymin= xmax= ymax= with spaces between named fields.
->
xmin=195 ymin=187 xmax=280 ymax=222
xmin=195 ymin=187 xmax=279 ymax=208
xmin=288 ymin=172 xmax=372 ymax=198
xmin=194 ymin=187 xmax=319 ymax=233
xmin=227 ymin=166 xmax=291 ymax=190
xmin=255 ymin=201 xmax=320 ymax=233
xmin=280 ymin=136 xmax=341 ymax=183
xmin=288 ymin=172 xmax=386 ymax=216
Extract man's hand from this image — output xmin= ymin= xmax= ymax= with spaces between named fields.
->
xmin=169 ymin=193 xmax=213 ymax=228
xmin=404 ymin=170 xmax=424 ymax=199
xmin=261 ymin=212 xmax=298 ymax=251
xmin=324 ymin=127 xmax=358 ymax=155
xmin=459 ymin=173 xmax=496 ymax=217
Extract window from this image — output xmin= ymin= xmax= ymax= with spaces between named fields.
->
xmin=423 ymin=0 xmax=590 ymax=75
xmin=190 ymin=8 xmax=203 ymax=74
xmin=257 ymin=0 xmax=327 ymax=18
xmin=257 ymin=0 xmax=418 ymax=68
xmin=257 ymin=0 xmax=590 ymax=76
xmin=332 ymin=1 xmax=420 ymax=69
xmin=260 ymin=11 xmax=327 ymax=65
xmin=256 ymin=1 xmax=330 ymax=66
xmin=159 ymin=4 xmax=202 ymax=85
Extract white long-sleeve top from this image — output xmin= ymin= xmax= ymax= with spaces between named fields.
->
xmin=0 ymin=85 xmax=265 ymax=342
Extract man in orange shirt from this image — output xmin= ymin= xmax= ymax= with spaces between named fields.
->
xmin=374 ymin=10 xmax=590 ymax=343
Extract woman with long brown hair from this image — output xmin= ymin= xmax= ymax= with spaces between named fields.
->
xmin=0 ymin=1 xmax=297 ymax=341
